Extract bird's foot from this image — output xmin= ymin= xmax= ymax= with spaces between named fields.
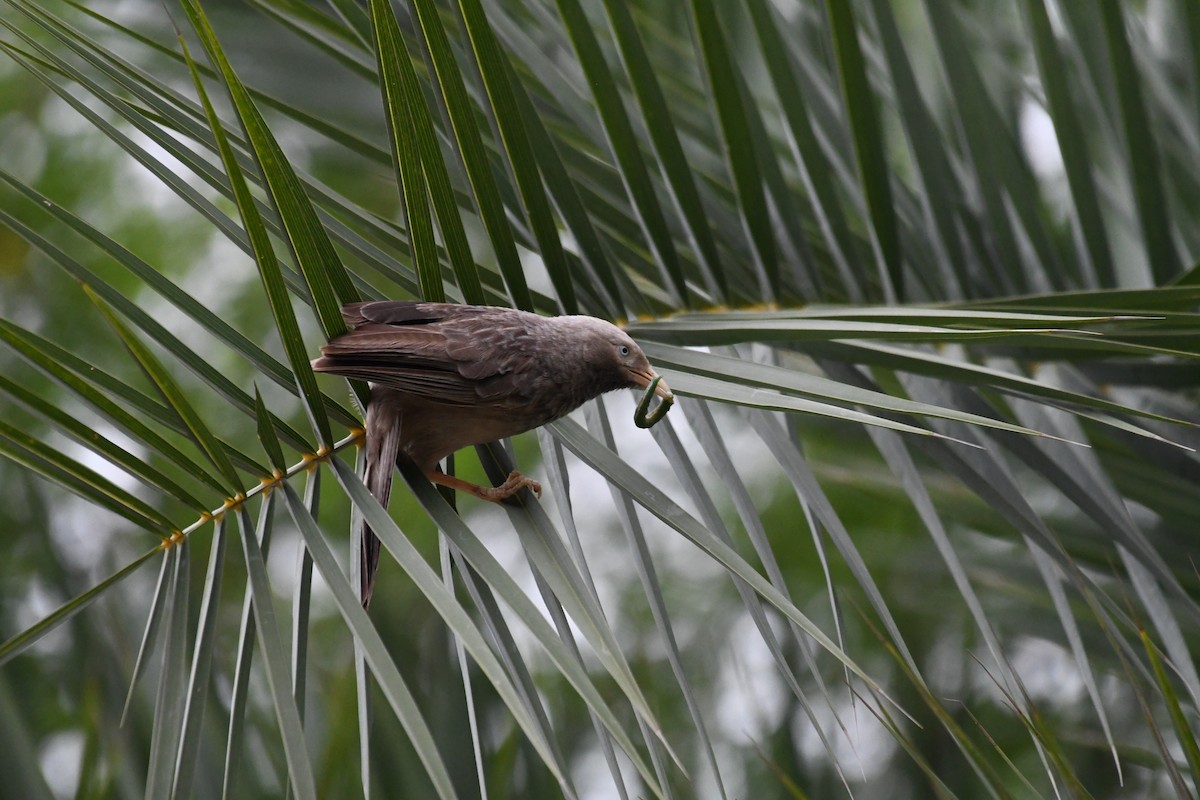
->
xmin=424 ymin=469 xmax=541 ymax=504
xmin=477 ymin=470 xmax=542 ymax=503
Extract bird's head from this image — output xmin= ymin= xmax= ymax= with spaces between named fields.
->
xmin=562 ymin=316 xmax=673 ymax=402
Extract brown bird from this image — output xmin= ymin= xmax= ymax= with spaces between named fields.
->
xmin=312 ymin=300 xmax=673 ymax=607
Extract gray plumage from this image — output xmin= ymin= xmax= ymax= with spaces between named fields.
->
xmin=312 ymin=301 xmax=671 ymax=606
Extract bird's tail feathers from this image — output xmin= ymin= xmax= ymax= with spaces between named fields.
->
xmin=360 ymin=399 xmax=401 ymax=608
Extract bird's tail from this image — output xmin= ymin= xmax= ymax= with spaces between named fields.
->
xmin=360 ymin=395 xmax=401 ymax=608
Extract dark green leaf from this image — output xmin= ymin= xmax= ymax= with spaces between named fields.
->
xmin=176 ymin=21 xmax=335 ymax=448
xmin=0 ymin=546 xmax=161 ymax=668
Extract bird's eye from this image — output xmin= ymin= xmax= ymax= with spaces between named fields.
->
xmin=618 ymin=345 xmax=630 ymax=357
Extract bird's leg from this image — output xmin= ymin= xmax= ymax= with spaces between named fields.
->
xmin=425 ymin=469 xmax=542 ymax=503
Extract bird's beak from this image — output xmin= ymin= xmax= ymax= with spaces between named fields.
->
xmin=628 ymin=368 xmax=673 ymax=401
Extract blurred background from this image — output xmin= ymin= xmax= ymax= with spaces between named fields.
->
xmin=2 ymin=1 xmax=1200 ymax=798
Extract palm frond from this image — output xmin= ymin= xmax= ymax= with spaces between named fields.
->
xmin=2 ymin=0 xmax=1199 ymax=796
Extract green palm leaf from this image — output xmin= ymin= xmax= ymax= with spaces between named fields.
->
xmin=1 ymin=1 xmax=1198 ymax=797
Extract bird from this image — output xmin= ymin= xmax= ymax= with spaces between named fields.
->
xmin=311 ymin=300 xmax=673 ymax=607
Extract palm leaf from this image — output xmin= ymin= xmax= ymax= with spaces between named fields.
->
xmin=1 ymin=1 xmax=1197 ymax=797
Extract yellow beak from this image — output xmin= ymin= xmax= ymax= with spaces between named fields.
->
xmin=628 ymin=368 xmax=673 ymax=401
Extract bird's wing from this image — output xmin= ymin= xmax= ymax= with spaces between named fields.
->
xmin=314 ymin=302 xmax=543 ymax=407
xmin=340 ymin=300 xmax=456 ymax=327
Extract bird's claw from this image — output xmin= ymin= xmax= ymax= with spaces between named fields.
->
xmin=477 ymin=470 xmax=542 ymax=503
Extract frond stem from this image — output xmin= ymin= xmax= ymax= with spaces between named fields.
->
xmin=160 ymin=429 xmax=364 ymax=550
